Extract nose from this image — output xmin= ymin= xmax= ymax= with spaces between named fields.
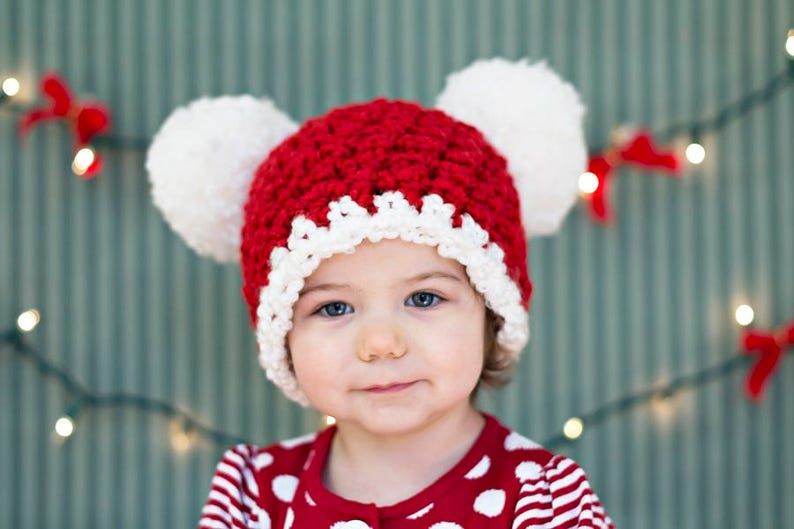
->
xmin=356 ymin=320 xmax=408 ymax=362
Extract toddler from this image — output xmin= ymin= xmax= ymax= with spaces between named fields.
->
xmin=148 ymin=58 xmax=614 ymax=528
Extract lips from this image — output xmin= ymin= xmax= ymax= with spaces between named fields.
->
xmin=364 ymin=381 xmax=417 ymax=393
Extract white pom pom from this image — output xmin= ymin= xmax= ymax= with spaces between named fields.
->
xmin=146 ymin=96 xmax=298 ymax=262
xmin=436 ymin=58 xmax=586 ymax=237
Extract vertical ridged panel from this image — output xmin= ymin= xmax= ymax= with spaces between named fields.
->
xmin=1 ymin=1 xmax=792 ymax=527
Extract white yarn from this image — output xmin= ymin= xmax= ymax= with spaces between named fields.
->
xmin=436 ymin=58 xmax=587 ymax=237
xmin=256 ymin=192 xmax=529 ymax=406
xmin=146 ymin=96 xmax=298 ymax=263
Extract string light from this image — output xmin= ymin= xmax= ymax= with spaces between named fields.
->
xmin=71 ymin=147 xmax=96 ymax=175
xmin=1 ymin=328 xmax=248 ymax=447
xmin=1 ymin=53 xmax=786 ymax=177
xmin=649 ymin=385 xmax=678 ymax=425
xmin=2 ymin=77 xmax=20 ymax=98
xmin=650 ymin=392 xmax=674 ymax=413
xmin=685 ymin=142 xmax=706 ymax=165
xmin=735 ymin=304 xmax=755 ymax=326
xmin=16 ymin=309 xmax=41 ymax=333
xmin=53 ymin=402 xmax=84 ymax=442
xmin=2 ymin=324 xmax=791 ymax=450
xmin=170 ymin=421 xmax=196 ymax=453
xmin=54 ymin=415 xmax=75 ymax=439
xmin=0 ymin=34 xmax=789 ymax=457
xmin=563 ymin=417 xmax=584 ymax=440
xmin=578 ymin=172 xmax=600 ymax=195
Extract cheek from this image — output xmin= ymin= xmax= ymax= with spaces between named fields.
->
xmin=457 ymin=306 xmax=488 ymax=378
xmin=289 ymin=340 xmax=351 ymax=414
xmin=428 ymin=315 xmax=486 ymax=375
xmin=288 ymin=327 xmax=344 ymax=388
xmin=290 ymin=350 xmax=330 ymax=406
xmin=288 ymin=331 xmax=317 ymax=375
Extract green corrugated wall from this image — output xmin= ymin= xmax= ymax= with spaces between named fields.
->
xmin=1 ymin=0 xmax=792 ymax=527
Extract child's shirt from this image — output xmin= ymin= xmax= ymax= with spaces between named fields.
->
xmin=198 ymin=413 xmax=614 ymax=528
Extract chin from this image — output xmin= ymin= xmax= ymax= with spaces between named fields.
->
xmin=359 ymin=417 xmax=429 ymax=437
xmin=355 ymin=404 xmax=470 ymax=438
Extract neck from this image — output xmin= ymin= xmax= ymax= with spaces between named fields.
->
xmin=324 ymin=407 xmax=485 ymax=506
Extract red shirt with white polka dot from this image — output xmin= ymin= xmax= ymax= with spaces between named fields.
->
xmin=198 ymin=414 xmax=614 ymax=528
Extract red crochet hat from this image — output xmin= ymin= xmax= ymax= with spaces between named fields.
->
xmin=147 ymin=58 xmax=586 ymax=405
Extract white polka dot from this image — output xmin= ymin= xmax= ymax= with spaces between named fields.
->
xmin=428 ymin=523 xmax=463 ymax=529
xmin=504 ymin=431 xmax=540 ymax=451
xmin=280 ymin=432 xmax=317 ymax=449
xmin=406 ymin=503 xmax=434 ymax=519
xmin=283 ymin=507 xmax=294 ymax=529
xmin=473 ymin=488 xmax=506 ymax=517
xmin=304 ymin=491 xmax=316 ymax=506
xmin=464 ymin=455 xmax=491 ymax=479
xmin=254 ymin=452 xmax=274 ymax=471
xmin=330 ymin=521 xmax=371 ymax=529
xmin=515 ymin=461 xmax=543 ymax=482
xmin=272 ymin=474 xmax=299 ymax=502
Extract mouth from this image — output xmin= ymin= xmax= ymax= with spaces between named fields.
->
xmin=363 ymin=381 xmax=417 ymax=394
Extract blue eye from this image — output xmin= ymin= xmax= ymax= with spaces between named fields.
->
xmin=317 ymin=302 xmax=353 ymax=317
xmin=406 ymin=292 xmax=442 ymax=308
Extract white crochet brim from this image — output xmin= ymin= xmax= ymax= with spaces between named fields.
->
xmin=255 ymin=191 xmax=530 ymax=406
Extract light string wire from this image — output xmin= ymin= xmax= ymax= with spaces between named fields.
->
xmin=1 ymin=59 xmax=791 ymax=448
xmin=3 ymin=325 xmax=788 ymax=449
xmin=1 ymin=62 xmax=792 ymax=156
xmin=542 ymin=353 xmax=774 ymax=449
xmin=589 ymin=61 xmax=793 ymax=153
xmin=1 ymin=327 xmax=248 ymax=446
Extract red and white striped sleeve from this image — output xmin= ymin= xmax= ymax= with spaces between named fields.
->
xmin=511 ymin=455 xmax=614 ymax=529
xmin=197 ymin=445 xmax=268 ymax=529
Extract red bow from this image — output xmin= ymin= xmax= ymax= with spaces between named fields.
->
xmin=19 ymin=73 xmax=111 ymax=178
xmin=584 ymin=130 xmax=680 ymax=224
xmin=740 ymin=320 xmax=794 ymax=401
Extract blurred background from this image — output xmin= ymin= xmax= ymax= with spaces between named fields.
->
xmin=1 ymin=1 xmax=792 ymax=527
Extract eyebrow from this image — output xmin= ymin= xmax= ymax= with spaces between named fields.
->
xmin=406 ymin=271 xmax=465 ymax=284
xmin=299 ymin=270 xmax=465 ymax=296
xmin=298 ymin=282 xmax=352 ymax=297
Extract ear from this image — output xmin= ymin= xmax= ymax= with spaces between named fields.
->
xmin=436 ymin=58 xmax=587 ymax=237
xmin=146 ymin=96 xmax=298 ymax=262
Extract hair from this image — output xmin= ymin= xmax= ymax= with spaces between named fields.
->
xmin=471 ymin=309 xmax=512 ymax=401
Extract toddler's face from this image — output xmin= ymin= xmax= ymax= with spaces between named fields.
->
xmin=287 ymin=239 xmax=486 ymax=436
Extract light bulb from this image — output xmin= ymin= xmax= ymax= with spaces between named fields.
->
xmin=786 ymin=29 xmax=794 ymax=57
xmin=686 ymin=143 xmax=706 ymax=165
xmin=735 ymin=304 xmax=755 ymax=326
xmin=171 ymin=429 xmax=193 ymax=453
xmin=578 ymin=172 xmax=600 ymax=195
xmin=72 ymin=147 xmax=96 ymax=175
xmin=650 ymin=386 xmax=677 ymax=424
xmin=2 ymin=77 xmax=20 ymax=97
xmin=54 ymin=416 xmax=75 ymax=438
xmin=563 ymin=417 xmax=584 ymax=440
xmin=16 ymin=309 xmax=41 ymax=332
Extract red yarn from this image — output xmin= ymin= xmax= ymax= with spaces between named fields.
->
xmin=240 ymin=99 xmax=531 ymax=325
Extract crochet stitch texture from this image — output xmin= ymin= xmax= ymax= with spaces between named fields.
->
xmin=241 ymin=99 xmax=532 ymax=325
